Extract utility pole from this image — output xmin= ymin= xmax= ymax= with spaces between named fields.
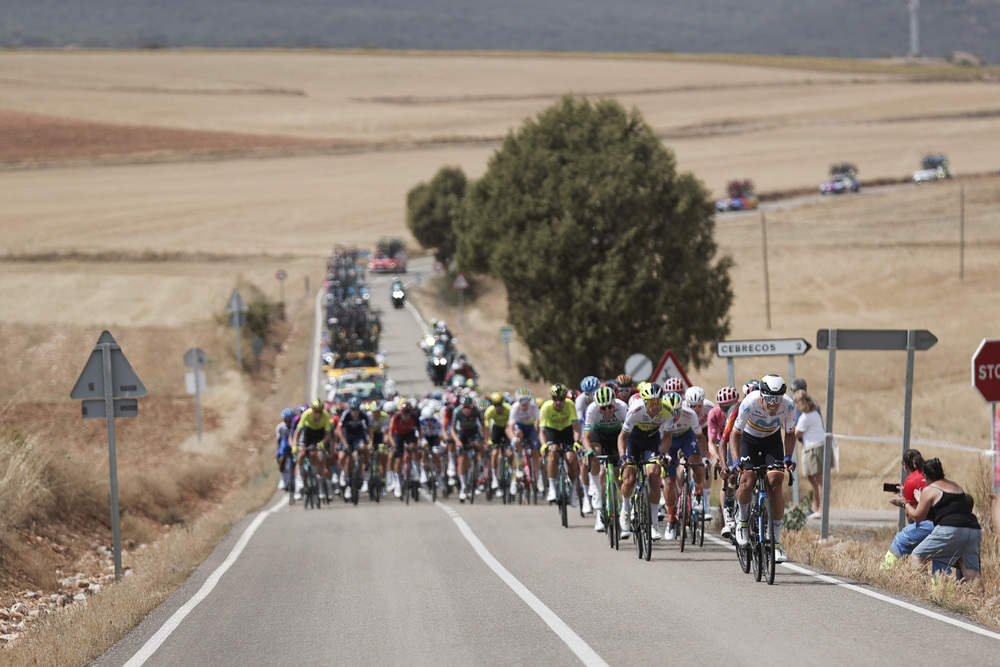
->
xmin=909 ymin=0 xmax=920 ymax=58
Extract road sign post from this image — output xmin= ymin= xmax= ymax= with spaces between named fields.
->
xmin=972 ymin=338 xmax=1000 ymax=492
xmin=184 ymin=348 xmax=208 ymax=442
xmin=716 ymin=337 xmax=812 ymax=503
xmin=452 ymin=273 xmax=469 ymax=324
xmin=71 ymin=331 xmax=146 ymax=581
xmin=275 ymin=270 xmax=287 ymax=319
xmin=226 ymin=290 xmax=249 ymax=368
xmin=500 ymin=326 xmax=513 ymax=369
xmin=816 ymin=328 xmax=937 ymax=537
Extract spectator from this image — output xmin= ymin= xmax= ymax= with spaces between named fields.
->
xmin=894 ymin=457 xmax=982 ymax=585
xmin=882 ymin=449 xmax=934 ymax=570
xmin=793 ymin=389 xmax=826 ymax=515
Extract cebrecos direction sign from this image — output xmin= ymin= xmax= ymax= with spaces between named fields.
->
xmin=717 ymin=338 xmax=811 ymax=358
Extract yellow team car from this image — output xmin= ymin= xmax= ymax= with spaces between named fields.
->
xmin=323 ymin=351 xmax=387 ymax=381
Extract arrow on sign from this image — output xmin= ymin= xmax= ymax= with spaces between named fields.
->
xmin=70 ymin=331 xmax=147 ymax=400
xmin=226 ymin=290 xmax=249 ymax=313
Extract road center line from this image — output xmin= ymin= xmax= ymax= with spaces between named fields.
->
xmin=122 ymin=495 xmax=289 ymax=667
xmin=436 ymin=502 xmax=609 ymax=667
xmin=704 ymin=533 xmax=1000 ymax=640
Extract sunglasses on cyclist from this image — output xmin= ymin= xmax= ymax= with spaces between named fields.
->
xmin=599 ymin=404 xmax=615 ymax=411
xmin=761 ymin=395 xmax=783 ymax=405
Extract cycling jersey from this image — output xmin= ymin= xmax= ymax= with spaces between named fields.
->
xmin=685 ymin=398 xmax=715 ymax=428
xmin=483 ymin=404 xmax=511 ymax=429
xmin=583 ymin=400 xmax=628 ymax=434
xmin=660 ymin=406 xmax=703 ymax=438
xmin=621 ymin=402 xmax=672 ymax=438
xmin=539 ymin=400 xmax=578 ymax=430
xmin=339 ymin=409 xmax=371 ymax=444
xmin=419 ymin=415 xmax=443 ymax=438
xmin=508 ymin=400 xmax=540 ymax=426
xmin=297 ymin=409 xmax=332 ymax=446
xmin=706 ymin=404 xmax=731 ymax=443
xmin=574 ymin=393 xmax=593 ymax=423
xmin=389 ymin=412 xmax=419 ymax=436
xmin=732 ymin=391 xmax=795 ymax=438
xmin=452 ymin=405 xmax=484 ymax=435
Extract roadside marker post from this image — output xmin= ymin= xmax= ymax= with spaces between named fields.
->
xmin=716 ymin=337 xmax=812 ymax=504
xmin=500 ymin=326 xmax=513 ymax=369
xmin=452 ymin=273 xmax=469 ymax=324
xmin=71 ymin=331 xmax=146 ymax=581
xmin=184 ymin=348 xmax=208 ymax=442
xmin=226 ymin=290 xmax=249 ymax=368
xmin=817 ymin=329 xmax=937 ymax=537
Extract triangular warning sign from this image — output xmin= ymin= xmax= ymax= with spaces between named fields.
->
xmin=452 ymin=273 xmax=470 ymax=290
xmin=71 ymin=331 xmax=147 ymax=400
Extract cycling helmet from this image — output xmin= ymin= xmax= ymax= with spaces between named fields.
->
xmin=382 ymin=400 xmax=397 ymax=414
xmin=347 ymin=397 xmax=361 ymax=410
xmin=490 ymin=391 xmax=504 ymax=406
xmin=515 ymin=387 xmax=532 ymax=400
xmin=420 ymin=404 xmax=438 ymax=420
xmin=281 ymin=408 xmax=295 ymax=420
xmin=459 ymin=395 xmax=474 ymax=407
xmin=638 ymin=382 xmax=663 ymax=401
xmin=716 ymin=386 xmax=740 ymax=406
xmin=549 ymin=383 xmax=569 ymax=400
xmin=567 ymin=389 xmax=580 ymax=402
xmin=616 ymin=373 xmax=633 ymax=388
xmin=663 ymin=377 xmax=686 ymax=393
xmin=594 ymin=386 xmax=616 ymax=407
xmin=663 ymin=391 xmax=683 ymax=412
xmin=759 ymin=374 xmax=787 ymax=396
xmin=477 ymin=397 xmax=491 ymax=410
xmin=684 ymin=386 xmax=706 ymax=405
xmin=310 ymin=398 xmax=323 ymax=410
xmin=742 ymin=380 xmax=760 ymax=397
xmin=580 ymin=376 xmax=600 ymax=393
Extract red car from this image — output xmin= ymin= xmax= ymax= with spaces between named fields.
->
xmin=368 ymin=252 xmax=406 ymax=273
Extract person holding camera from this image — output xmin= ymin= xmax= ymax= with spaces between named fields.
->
xmin=890 ymin=457 xmax=981 ymax=585
xmin=883 ymin=449 xmax=934 ymax=569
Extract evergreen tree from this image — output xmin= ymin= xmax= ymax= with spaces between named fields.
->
xmin=456 ymin=95 xmax=733 ymax=382
xmin=406 ymin=166 xmax=466 ymax=265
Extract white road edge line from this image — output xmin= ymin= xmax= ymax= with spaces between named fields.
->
xmin=436 ymin=501 xmax=609 ymax=667
xmin=704 ymin=533 xmax=1000 ymax=641
xmin=122 ymin=495 xmax=289 ymax=667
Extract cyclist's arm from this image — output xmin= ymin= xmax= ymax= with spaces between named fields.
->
xmin=783 ymin=429 xmax=796 ymax=460
xmin=572 ymin=419 xmax=582 ymax=445
xmin=696 ymin=431 xmax=708 ymax=458
xmin=617 ymin=430 xmax=628 ymax=458
xmin=659 ymin=430 xmax=673 ymax=457
xmin=729 ymin=429 xmax=742 ymax=465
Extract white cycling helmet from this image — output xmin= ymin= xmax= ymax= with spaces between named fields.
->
xmin=684 ymin=386 xmax=706 ymax=405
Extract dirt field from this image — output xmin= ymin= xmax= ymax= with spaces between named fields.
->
xmin=2 ymin=50 xmax=1000 ymax=628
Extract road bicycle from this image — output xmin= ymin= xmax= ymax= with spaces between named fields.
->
xmin=547 ymin=442 xmax=572 ymax=528
xmin=367 ymin=447 xmax=384 ymax=503
xmin=737 ymin=462 xmax=792 ymax=585
xmin=459 ymin=440 xmax=480 ymax=504
xmin=494 ymin=443 xmax=515 ymax=505
xmin=626 ymin=458 xmax=653 ymax=561
xmin=300 ymin=451 xmax=320 ymax=510
xmin=597 ymin=455 xmax=621 ymax=550
xmin=676 ymin=454 xmax=706 ymax=552
xmin=343 ymin=448 xmax=362 ymax=506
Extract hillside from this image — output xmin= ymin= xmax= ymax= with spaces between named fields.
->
xmin=2 ymin=0 xmax=999 ymax=62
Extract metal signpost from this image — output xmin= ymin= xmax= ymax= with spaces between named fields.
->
xmin=972 ymin=338 xmax=1000 ymax=494
xmin=500 ymin=326 xmax=513 ymax=369
xmin=71 ymin=331 xmax=146 ymax=581
xmin=226 ymin=290 xmax=248 ymax=368
xmin=716 ymin=337 xmax=811 ymax=503
xmin=452 ymin=273 xmax=469 ymax=324
xmin=816 ymin=328 xmax=937 ymax=538
xmin=184 ymin=348 xmax=207 ymax=442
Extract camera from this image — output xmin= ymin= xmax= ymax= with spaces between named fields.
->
xmin=883 ymin=482 xmax=900 ymax=493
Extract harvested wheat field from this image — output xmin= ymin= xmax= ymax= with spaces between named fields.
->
xmin=2 ymin=49 xmax=1000 ymax=649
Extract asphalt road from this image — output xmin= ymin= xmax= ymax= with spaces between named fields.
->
xmin=94 ymin=257 xmax=1000 ymax=666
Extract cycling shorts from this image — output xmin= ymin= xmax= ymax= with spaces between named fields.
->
xmin=591 ymin=431 xmax=620 ymax=467
xmin=337 ymin=437 xmax=367 ymax=454
xmin=625 ymin=431 xmax=662 ymax=466
xmin=457 ymin=430 xmax=482 ymax=450
xmin=424 ymin=434 xmax=441 ymax=450
xmin=392 ymin=431 xmax=418 ymax=459
xmin=738 ymin=430 xmax=785 ymax=467
xmin=300 ymin=428 xmax=327 ymax=448
xmin=543 ymin=426 xmax=575 ymax=452
xmin=371 ymin=428 xmax=386 ymax=446
xmin=663 ymin=430 xmax=699 ymax=478
xmin=490 ymin=425 xmax=511 ymax=448
xmin=512 ymin=423 xmax=540 ymax=450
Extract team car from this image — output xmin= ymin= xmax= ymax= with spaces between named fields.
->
xmin=912 ymin=154 xmax=953 ymax=183
xmin=368 ymin=252 xmax=406 ymax=273
xmin=322 ymin=351 xmax=387 ymax=381
xmin=715 ymin=178 xmax=759 ymax=212
xmin=819 ymin=163 xmax=860 ymax=195
xmin=325 ymin=371 xmax=392 ymax=405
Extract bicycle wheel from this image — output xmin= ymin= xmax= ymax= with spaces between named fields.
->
xmin=696 ymin=498 xmax=705 ymax=547
xmin=632 ymin=494 xmax=644 ymax=560
xmin=679 ymin=474 xmax=690 ymax=552
xmin=467 ymin=453 xmax=477 ymax=505
xmin=350 ymin=462 xmax=362 ymax=507
xmin=429 ymin=464 xmax=438 ymax=503
xmin=750 ymin=505 xmax=763 ymax=582
xmin=638 ymin=485 xmax=652 ymax=561
xmin=557 ymin=465 xmax=568 ymax=528
xmin=606 ymin=472 xmax=620 ymax=550
xmin=760 ymin=494 xmax=775 ymax=585
xmin=736 ymin=531 xmax=751 ymax=573
xmin=404 ymin=460 xmax=411 ymax=506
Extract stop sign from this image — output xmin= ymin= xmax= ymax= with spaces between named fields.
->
xmin=972 ymin=338 xmax=1000 ymax=403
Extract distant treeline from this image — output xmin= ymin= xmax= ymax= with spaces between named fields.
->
xmin=2 ymin=0 xmax=998 ymax=62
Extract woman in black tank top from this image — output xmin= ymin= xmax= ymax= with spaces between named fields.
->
xmin=903 ymin=458 xmax=981 ymax=585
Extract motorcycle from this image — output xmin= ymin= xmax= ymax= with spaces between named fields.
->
xmin=427 ymin=342 xmax=450 ymax=385
xmin=391 ymin=282 xmax=406 ymax=309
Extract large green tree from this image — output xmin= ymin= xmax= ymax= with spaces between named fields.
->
xmin=456 ymin=95 xmax=733 ymax=383
xmin=406 ymin=166 xmax=467 ymax=266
